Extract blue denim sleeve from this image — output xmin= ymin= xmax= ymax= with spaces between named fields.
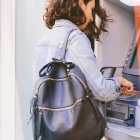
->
xmin=106 ymin=78 xmax=121 ymax=93
xmin=67 ymin=31 xmax=121 ymax=101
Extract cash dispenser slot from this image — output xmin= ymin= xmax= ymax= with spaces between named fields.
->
xmin=106 ymin=110 xmax=125 ymax=120
xmin=105 ymin=103 xmax=130 ymax=126
xmin=106 ymin=104 xmax=136 ymax=127
xmin=124 ymin=107 xmax=135 ymax=126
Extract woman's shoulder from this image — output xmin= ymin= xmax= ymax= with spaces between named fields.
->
xmin=69 ymin=30 xmax=91 ymax=48
xmin=37 ymin=27 xmax=91 ymax=49
xmin=37 ymin=27 xmax=76 ymax=46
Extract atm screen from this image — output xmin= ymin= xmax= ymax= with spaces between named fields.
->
xmin=130 ymin=50 xmax=138 ymax=69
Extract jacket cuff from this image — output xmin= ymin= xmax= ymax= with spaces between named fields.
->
xmin=106 ymin=78 xmax=121 ymax=93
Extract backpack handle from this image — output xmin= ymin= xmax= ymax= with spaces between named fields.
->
xmin=61 ymin=29 xmax=77 ymax=60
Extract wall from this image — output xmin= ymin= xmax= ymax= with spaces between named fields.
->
xmin=16 ymin=0 xmax=48 ymax=139
xmin=0 ymin=0 xmax=15 ymax=139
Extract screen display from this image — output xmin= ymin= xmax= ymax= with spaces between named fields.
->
xmin=130 ymin=50 xmax=138 ymax=69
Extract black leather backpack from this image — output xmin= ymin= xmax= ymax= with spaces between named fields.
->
xmin=30 ymin=30 xmax=106 ymax=140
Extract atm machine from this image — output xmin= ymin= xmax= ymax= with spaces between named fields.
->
xmin=104 ymin=35 xmax=140 ymax=140
xmin=103 ymin=33 xmax=140 ymax=139
xmin=103 ymin=12 xmax=140 ymax=140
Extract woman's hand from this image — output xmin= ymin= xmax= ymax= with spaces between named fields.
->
xmin=116 ymin=77 xmax=139 ymax=95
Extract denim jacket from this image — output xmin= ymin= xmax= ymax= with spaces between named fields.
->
xmin=33 ymin=19 xmax=121 ymax=102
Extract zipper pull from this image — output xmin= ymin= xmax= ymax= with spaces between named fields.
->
xmin=27 ymin=111 xmax=33 ymax=124
xmin=32 ymin=94 xmax=38 ymax=106
xmin=27 ymin=94 xmax=38 ymax=124
xmin=27 ymin=115 xmax=32 ymax=124
xmin=38 ymin=108 xmax=43 ymax=114
xmin=27 ymin=106 xmax=37 ymax=124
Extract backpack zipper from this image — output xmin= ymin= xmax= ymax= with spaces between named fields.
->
xmin=30 ymin=73 xmax=90 ymax=123
xmin=38 ymin=97 xmax=83 ymax=111
xmin=37 ymin=73 xmax=89 ymax=111
xmin=68 ymin=73 xmax=87 ymax=89
xmin=36 ymin=73 xmax=88 ymax=94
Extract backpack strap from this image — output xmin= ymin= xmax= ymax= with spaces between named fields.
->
xmin=61 ymin=29 xmax=77 ymax=60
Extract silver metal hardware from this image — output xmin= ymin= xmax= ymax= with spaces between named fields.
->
xmin=34 ymin=95 xmax=37 ymax=99
xmin=107 ymin=107 xmax=111 ymax=110
xmin=39 ymin=111 xmax=43 ymax=114
xmin=38 ymin=136 xmax=42 ymax=140
xmin=130 ymin=108 xmax=134 ymax=111
xmin=130 ymin=46 xmax=133 ymax=49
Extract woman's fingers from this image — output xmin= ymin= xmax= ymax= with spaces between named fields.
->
xmin=118 ymin=77 xmax=140 ymax=95
xmin=122 ymin=87 xmax=128 ymax=95
xmin=126 ymin=86 xmax=133 ymax=93
xmin=122 ymin=86 xmax=139 ymax=95
xmin=132 ymin=89 xmax=139 ymax=94
xmin=122 ymin=85 xmax=132 ymax=95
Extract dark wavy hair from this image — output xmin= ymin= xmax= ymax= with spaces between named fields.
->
xmin=43 ymin=0 xmax=113 ymax=41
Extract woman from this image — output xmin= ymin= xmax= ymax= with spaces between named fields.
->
xmin=33 ymin=0 xmax=136 ymax=102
